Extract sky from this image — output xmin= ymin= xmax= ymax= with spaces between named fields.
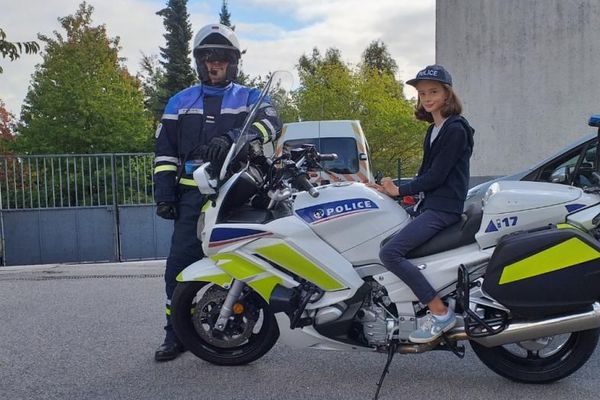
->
xmin=0 ymin=0 xmax=435 ymax=117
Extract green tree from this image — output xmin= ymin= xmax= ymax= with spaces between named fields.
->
xmin=138 ymin=53 xmax=167 ymax=126
xmin=361 ymin=40 xmax=398 ymax=77
xmin=295 ymin=47 xmax=356 ymax=121
xmin=0 ymin=28 xmax=40 ymax=73
xmin=253 ymin=73 xmax=297 ymax=124
xmin=298 ymin=47 xmax=347 ymax=76
xmin=294 ymin=46 xmax=426 ymax=177
xmin=15 ymin=2 xmax=152 ymax=154
xmin=156 ymin=0 xmax=195 ymax=104
xmin=0 ymin=99 xmax=15 ymax=154
xmin=217 ymin=0 xmax=255 ymax=86
xmin=358 ymin=40 xmax=421 ymax=175
xmin=219 ymin=0 xmax=232 ymax=27
xmin=357 ymin=70 xmax=425 ymax=176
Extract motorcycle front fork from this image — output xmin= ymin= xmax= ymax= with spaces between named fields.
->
xmin=214 ymin=279 xmax=245 ymax=331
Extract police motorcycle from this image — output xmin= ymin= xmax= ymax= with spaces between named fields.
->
xmin=171 ymin=72 xmax=600 ymax=395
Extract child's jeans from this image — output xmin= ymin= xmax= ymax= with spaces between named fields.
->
xmin=379 ymin=209 xmax=461 ymax=305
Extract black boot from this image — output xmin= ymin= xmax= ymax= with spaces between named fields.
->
xmin=154 ymin=340 xmax=185 ymax=362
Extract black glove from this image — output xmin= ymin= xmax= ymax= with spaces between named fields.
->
xmin=238 ymin=138 xmax=264 ymax=162
xmin=156 ymin=202 xmax=178 ymax=220
xmin=195 ymin=144 xmax=209 ymax=161
xmin=248 ymin=139 xmax=264 ymax=159
xmin=206 ymin=135 xmax=233 ymax=165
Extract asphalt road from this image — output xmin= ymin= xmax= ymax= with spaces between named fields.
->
xmin=1 ymin=261 xmax=599 ymax=400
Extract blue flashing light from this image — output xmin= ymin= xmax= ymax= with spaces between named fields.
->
xmin=589 ymin=115 xmax=600 ymax=128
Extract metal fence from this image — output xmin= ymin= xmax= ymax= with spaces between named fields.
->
xmin=0 ymin=153 xmax=173 ymax=266
xmin=0 ymin=153 xmax=155 ymax=209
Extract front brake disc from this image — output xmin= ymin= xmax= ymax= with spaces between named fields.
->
xmin=192 ymin=285 xmax=257 ymax=348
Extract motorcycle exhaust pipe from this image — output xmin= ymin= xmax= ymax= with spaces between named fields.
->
xmin=447 ymin=302 xmax=600 ymax=347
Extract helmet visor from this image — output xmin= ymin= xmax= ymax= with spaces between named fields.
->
xmin=196 ymin=48 xmax=237 ymax=63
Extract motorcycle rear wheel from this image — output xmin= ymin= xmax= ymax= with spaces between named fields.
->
xmin=171 ymin=281 xmax=279 ymax=366
xmin=470 ymin=328 xmax=600 ymax=383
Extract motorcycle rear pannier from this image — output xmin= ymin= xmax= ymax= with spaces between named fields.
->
xmin=482 ymin=225 xmax=600 ymax=318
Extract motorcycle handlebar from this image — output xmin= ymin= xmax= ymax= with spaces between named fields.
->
xmin=318 ymin=153 xmax=338 ymax=162
xmin=293 ymin=173 xmax=319 ymax=198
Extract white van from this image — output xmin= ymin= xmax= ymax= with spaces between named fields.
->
xmin=274 ymin=120 xmax=374 ymax=184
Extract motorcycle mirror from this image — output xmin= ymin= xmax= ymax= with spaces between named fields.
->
xmin=374 ymin=171 xmax=384 ymax=184
xmin=592 ymin=171 xmax=600 ymax=186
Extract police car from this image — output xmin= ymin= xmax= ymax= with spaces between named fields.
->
xmin=466 ymin=115 xmax=600 ymax=209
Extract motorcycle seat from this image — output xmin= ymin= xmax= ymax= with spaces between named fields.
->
xmin=381 ymin=202 xmax=483 ymax=258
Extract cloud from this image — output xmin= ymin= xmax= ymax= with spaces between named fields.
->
xmin=0 ymin=0 xmax=434 ymax=116
xmin=237 ymin=0 xmax=434 ymax=97
xmin=0 ymin=0 xmax=173 ymax=116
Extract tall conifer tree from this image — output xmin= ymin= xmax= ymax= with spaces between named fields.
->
xmin=217 ymin=0 xmax=254 ymax=85
xmin=219 ymin=0 xmax=232 ymax=27
xmin=156 ymin=0 xmax=195 ymax=105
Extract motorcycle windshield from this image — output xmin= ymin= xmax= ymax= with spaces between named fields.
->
xmin=220 ymin=71 xmax=293 ymax=179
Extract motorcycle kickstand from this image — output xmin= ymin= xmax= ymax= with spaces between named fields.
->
xmin=373 ymin=341 xmax=399 ymax=400
xmin=441 ymin=333 xmax=465 ymax=359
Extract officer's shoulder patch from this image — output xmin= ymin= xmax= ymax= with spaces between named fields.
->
xmin=265 ymin=107 xmax=277 ymax=117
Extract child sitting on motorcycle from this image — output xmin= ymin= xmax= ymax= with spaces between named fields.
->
xmin=367 ymin=65 xmax=475 ymax=343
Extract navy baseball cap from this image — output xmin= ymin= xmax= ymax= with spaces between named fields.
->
xmin=406 ymin=65 xmax=452 ymax=87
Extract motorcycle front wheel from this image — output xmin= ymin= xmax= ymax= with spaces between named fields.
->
xmin=470 ymin=328 xmax=600 ymax=383
xmin=171 ymin=281 xmax=280 ymax=365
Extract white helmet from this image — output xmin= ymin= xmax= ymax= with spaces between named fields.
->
xmin=193 ymin=24 xmax=241 ymax=83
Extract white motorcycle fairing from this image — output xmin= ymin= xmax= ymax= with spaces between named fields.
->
xmin=185 ymin=168 xmax=366 ymax=309
xmin=177 ymin=258 xmax=232 ymax=287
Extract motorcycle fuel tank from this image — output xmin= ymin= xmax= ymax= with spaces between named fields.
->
xmin=293 ymin=182 xmax=409 ymax=254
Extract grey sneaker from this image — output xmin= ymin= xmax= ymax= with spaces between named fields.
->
xmin=409 ymin=310 xmax=456 ymax=343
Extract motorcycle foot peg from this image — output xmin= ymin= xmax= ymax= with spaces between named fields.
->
xmin=441 ymin=333 xmax=465 ymax=359
xmin=296 ymin=317 xmax=313 ymax=327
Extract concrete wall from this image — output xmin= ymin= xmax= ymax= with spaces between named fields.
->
xmin=436 ymin=0 xmax=600 ymax=176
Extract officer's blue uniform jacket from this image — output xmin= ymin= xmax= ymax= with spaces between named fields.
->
xmin=153 ymin=82 xmax=281 ymax=203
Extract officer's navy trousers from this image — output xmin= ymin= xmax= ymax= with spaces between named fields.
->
xmin=164 ymin=189 xmax=206 ymax=343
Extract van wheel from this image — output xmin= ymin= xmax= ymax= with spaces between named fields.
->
xmin=470 ymin=328 xmax=600 ymax=383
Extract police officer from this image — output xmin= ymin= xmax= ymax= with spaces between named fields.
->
xmin=153 ymin=23 xmax=282 ymax=362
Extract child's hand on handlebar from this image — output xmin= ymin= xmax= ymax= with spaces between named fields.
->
xmin=366 ymin=177 xmax=400 ymax=197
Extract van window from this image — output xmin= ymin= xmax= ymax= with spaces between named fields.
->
xmin=284 ymin=137 xmax=359 ymax=173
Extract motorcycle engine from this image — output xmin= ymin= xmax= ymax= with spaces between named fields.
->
xmin=355 ymin=282 xmax=397 ymax=346
xmin=356 ymin=303 xmax=392 ymax=346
